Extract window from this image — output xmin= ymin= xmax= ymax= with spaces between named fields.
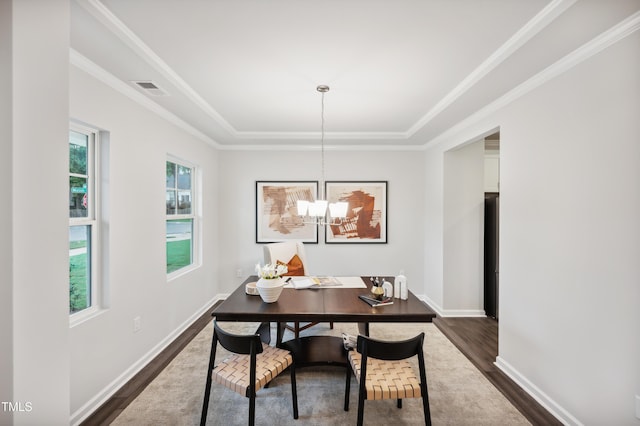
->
xmin=166 ymin=158 xmax=196 ymax=274
xmin=69 ymin=126 xmax=99 ymax=316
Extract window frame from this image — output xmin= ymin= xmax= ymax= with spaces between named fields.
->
xmin=69 ymin=123 xmax=101 ymax=324
xmin=166 ymin=155 xmax=199 ymax=279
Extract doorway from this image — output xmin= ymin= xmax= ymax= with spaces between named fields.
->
xmin=441 ymin=130 xmax=500 ymax=317
xmin=484 ymin=193 xmax=499 ymax=318
xmin=483 ymin=133 xmax=500 ymax=319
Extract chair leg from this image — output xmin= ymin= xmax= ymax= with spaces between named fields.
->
xmin=290 ymin=363 xmax=299 ymax=419
xmin=422 ymin=384 xmax=432 ymax=426
xmin=356 ymin=391 xmax=365 ymax=426
xmin=200 ymin=332 xmax=217 ymax=426
xmin=294 ymin=322 xmax=300 ymax=339
xmin=344 ymin=366 xmax=351 ymax=411
xmin=248 ymin=391 xmax=256 ymax=426
xmin=330 ymin=322 xmax=334 ymax=329
xmin=397 ymin=398 xmax=402 ymax=408
xmin=200 ymin=374 xmax=212 ymax=426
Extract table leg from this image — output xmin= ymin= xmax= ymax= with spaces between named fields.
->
xmin=357 ymin=322 xmax=370 ymax=337
xmin=280 ymin=336 xmax=348 ymax=368
xmin=276 ymin=322 xmax=285 ymax=346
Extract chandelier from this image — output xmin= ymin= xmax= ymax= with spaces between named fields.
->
xmin=296 ymin=85 xmax=348 ymax=226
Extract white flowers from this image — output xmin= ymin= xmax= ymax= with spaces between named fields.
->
xmin=255 ymin=262 xmax=288 ymax=279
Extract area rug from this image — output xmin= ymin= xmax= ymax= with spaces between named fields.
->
xmin=112 ymin=321 xmax=529 ymax=425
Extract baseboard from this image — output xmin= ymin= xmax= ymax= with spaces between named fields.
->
xmin=420 ymin=295 xmax=444 ymax=316
xmin=440 ymin=309 xmax=486 ymax=317
xmin=70 ymin=295 xmax=224 ymax=425
xmin=420 ymin=295 xmax=486 ymax=317
xmin=495 ymin=356 xmax=582 ymax=426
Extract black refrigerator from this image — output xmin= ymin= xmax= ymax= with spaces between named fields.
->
xmin=484 ymin=193 xmax=499 ymax=319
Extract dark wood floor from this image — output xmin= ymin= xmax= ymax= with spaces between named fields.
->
xmin=83 ymin=306 xmax=560 ymax=425
xmin=433 ymin=316 xmax=562 ymax=425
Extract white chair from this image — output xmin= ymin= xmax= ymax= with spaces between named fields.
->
xmin=263 ymin=241 xmax=308 ymax=276
xmin=263 ymin=241 xmax=332 ymax=338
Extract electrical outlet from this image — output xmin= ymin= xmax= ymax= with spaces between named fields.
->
xmin=236 ymin=268 xmax=243 ymax=278
xmin=635 ymin=395 xmax=640 ymax=419
xmin=133 ymin=316 xmax=141 ymax=333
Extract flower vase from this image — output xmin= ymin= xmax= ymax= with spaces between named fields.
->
xmin=256 ymin=277 xmax=285 ymax=303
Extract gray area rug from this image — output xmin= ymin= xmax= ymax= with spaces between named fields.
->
xmin=112 ymin=321 xmax=529 ymax=425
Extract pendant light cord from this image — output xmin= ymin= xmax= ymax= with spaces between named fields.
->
xmin=320 ymin=89 xmax=326 ymax=200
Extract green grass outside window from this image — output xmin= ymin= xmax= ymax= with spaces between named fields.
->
xmin=167 ymin=238 xmax=192 ymax=273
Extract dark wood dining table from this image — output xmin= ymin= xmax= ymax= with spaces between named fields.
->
xmin=211 ymin=276 xmax=437 ymax=367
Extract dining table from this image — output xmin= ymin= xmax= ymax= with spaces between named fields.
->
xmin=211 ymin=276 xmax=437 ymax=368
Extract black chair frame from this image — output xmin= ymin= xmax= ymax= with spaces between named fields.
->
xmin=344 ymin=332 xmax=431 ymax=426
xmin=200 ymin=321 xmax=298 ymax=426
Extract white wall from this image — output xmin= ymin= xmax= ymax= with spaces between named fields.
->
xmin=484 ymin=152 xmax=500 ymax=193
xmin=0 ymin=0 xmax=14 ymax=421
xmin=5 ymin=3 xmax=637 ymax=424
xmin=423 ymin=145 xmax=444 ymax=310
xmin=424 ymin=30 xmax=640 ymax=425
xmin=216 ymin=149 xmax=426 ymax=295
xmin=5 ymin=1 xmax=71 ymax=424
xmin=443 ymin=141 xmax=485 ymax=314
xmin=68 ymin=67 xmax=220 ymax=421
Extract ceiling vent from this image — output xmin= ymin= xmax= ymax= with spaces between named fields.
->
xmin=131 ymin=80 xmax=169 ymax=96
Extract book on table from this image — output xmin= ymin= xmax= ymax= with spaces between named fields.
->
xmin=358 ymin=294 xmax=394 ymax=307
xmin=290 ymin=276 xmax=342 ymax=289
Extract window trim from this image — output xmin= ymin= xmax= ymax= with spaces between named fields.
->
xmin=69 ymin=123 xmax=101 ymax=325
xmin=166 ymin=155 xmax=200 ymax=279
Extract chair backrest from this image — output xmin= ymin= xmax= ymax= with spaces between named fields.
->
xmin=213 ymin=321 xmax=265 ymax=355
xmin=356 ymin=333 xmax=425 ymax=361
xmin=263 ymin=241 xmax=308 ymax=275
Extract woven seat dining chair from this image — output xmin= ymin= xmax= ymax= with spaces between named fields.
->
xmin=263 ymin=241 xmax=332 ymax=337
xmin=200 ymin=321 xmax=298 ymax=426
xmin=344 ymin=333 xmax=431 ymax=426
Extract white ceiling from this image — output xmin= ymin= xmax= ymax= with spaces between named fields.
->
xmin=70 ymin=0 xmax=640 ymax=148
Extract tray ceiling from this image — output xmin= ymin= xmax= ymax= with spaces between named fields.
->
xmin=70 ymin=0 xmax=640 ymax=148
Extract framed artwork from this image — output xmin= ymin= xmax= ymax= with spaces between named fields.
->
xmin=256 ymin=181 xmax=318 ymax=243
xmin=324 ymin=181 xmax=388 ymax=244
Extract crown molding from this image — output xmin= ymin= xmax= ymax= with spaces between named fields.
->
xmin=70 ymin=49 xmax=422 ymax=152
xmin=77 ymin=0 xmax=575 ymax=143
xmin=216 ymin=143 xmax=426 ymax=152
xmin=423 ymin=9 xmax=640 ymax=150
xmin=76 ymin=0 xmax=238 ymax=137
xmin=407 ymin=0 xmax=577 ymax=137
xmin=78 ymin=0 xmax=413 ymax=143
xmin=73 ymin=1 xmax=638 ymax=151
xmin=233 ymin=130 xmax=409 ymax=140
xmin=70 ymin=49 xmax=221 ymax=148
